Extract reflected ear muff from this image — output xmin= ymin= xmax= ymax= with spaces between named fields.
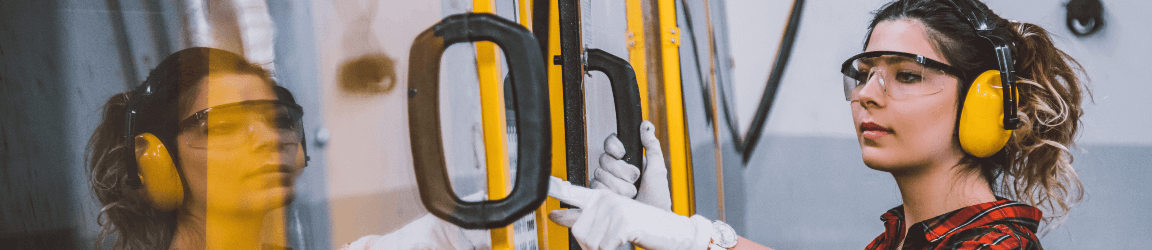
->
xmin=959 ymin=70 xmax=1016 ymax=158
xmin=134 ymin=133 xmax=185 ymax=211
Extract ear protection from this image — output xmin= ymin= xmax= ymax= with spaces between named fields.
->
xmin=124 ymin=82 xmax=189 ymax=211
xmin=959 ymin=70 xmax=1018 ymax=157
xmin=134 ymin=133 xmax=185 ymax=211
xmin=947 ymin=0 xmax=1021 ymax=158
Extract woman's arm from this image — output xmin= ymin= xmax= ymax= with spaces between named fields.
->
xmin=733 ymin=236 xmax=774 ymax=250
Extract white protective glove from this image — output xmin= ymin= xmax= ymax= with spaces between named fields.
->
xmin=547 ymin=176 xmax=713 ymax=250
xmin=548 ymin=121 xmax=711 ymax=250
xmin=340 ymin=213 xmax=491 ymax=250
xmin=341 ymin=192 xmax=492 ymax=250
xmin=589 ymin=121 xmax=672 ymax=211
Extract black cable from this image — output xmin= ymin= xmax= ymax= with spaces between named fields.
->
xmin=679 ymin=0 xmax=805 ymax=163
xmin=738 ymin=0 xmax=804 ymax=162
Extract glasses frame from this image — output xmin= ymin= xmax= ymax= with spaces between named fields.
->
xmin=176 ymin=99 xmax=305 ymax=149
xmin=841 ymin=50 xmax=967 ymax=101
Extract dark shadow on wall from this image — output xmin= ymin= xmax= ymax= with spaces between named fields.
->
xmin=0 ymin=0 xmax=79 ymax=249
xmin=338 ymin=54 xmax=397 ymax=95
xmin=333 ymin=0 xmax=399 ymax=96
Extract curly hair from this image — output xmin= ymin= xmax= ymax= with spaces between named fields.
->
xmin=866 ymin=0 xmax=1088 ymax=226
xmin=85 ymin=47 xmax=275 ymax=249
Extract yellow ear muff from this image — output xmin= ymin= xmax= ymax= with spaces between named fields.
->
xmin=134 ymin=133 xmax=185 ymax=211
xmin=959 ymin=70 xmax=1016 ymax=158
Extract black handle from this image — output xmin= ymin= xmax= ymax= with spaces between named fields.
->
xmin=585 ymin=49 xmax=644 ymax=190
xmin=407 ymin=13 xmax=550 ymax=229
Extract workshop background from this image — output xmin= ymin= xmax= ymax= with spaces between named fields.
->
xmin=1 ymin=0 xmax=1147 ymax=249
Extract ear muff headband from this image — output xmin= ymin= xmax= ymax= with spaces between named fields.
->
xmin=946 ymin=0 xmax=1021 ymax=158
xmin=124 ymin=82 xmax=188 ymax=210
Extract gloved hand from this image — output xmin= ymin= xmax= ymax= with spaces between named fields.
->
xmin=590 ymin=121 xmax=672 ymax=210
xmin=547 ymin=176 xmax=713 ymax=250
xmin=549 ymin=120 xmax=693 ymax=250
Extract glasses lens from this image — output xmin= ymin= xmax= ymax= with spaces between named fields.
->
xmin=843 ymin=55 xmax=947 ymax=100
xmin=181 ymin=101 xmax=303 ymax=149
xmin=843 ymin=67 xmax=867 ymax=101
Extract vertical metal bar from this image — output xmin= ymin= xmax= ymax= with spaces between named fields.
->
xmin=641 ymin=0 xmax=671 ymax=189
xmin=558 ymin=0 xmax=585 ymax=191
xmin=700 ymin=0 xmax=726 ymax=222
xmin=517 ymin=0 xmax=532 ymax=28
xmin=473 ymin=0 xmax=515 ymax=249
xmin=558 ymin=0 xmax=585 ymax=249
xmin=532 ymin=0 xmax=551 ymax=62
xmin=625 ymin=0 xmax=650 ymax=121
xmin=531 ymin=0 xmax=571 ymax=249
xmin=656 ymin=0 xmax=692 ymax=217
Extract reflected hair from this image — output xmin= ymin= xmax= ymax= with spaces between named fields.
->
xmin=866 ymin=0 xmax=1088 ymax=228
xmin=86 ymin=47 xmax=275 ymax=249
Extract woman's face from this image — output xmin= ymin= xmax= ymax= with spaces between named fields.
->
xmin=176 ymin=73 xmax=307 ymax=214
xmin=852 ymin=19 xmax=965 ymax=173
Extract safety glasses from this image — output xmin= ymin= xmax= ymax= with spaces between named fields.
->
xmin=177 ymin=100 xmax=304 ymax=149
xmin=840 ymin=51 xmax=967 ymax=101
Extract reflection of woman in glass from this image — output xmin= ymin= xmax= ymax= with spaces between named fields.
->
xmin=86 ymin=47 xmax=626 ymax=250
xmin=547 ymin=0 xmax=1089 ymax=249
xmin=88 ymin=47 xmax=307 ymax=249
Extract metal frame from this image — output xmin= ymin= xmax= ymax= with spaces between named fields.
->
xmin=406 ymin=12 xmax=550 ymax=235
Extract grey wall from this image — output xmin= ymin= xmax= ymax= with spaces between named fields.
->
xmin=0 ymin=1 xmax=75 ymax=248
xmin=684 ymin=0 xmax=1152 ymax=249
xmin=1 ymin=0 xmax=182 ymax=249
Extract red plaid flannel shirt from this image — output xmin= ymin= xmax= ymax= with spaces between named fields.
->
xmin=865 ymin=199 xmax=1043 ymax=250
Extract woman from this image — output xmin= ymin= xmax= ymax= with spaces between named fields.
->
xmin=547 ymin=0 xmax=1087 ymax=249
xmin=88 ymin=47 xmax=308 ymax=249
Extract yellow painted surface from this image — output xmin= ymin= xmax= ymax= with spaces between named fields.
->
xmin=657 ymin=0 xmax=692 ymax=216
xmin=472 ymin=0 xmax=515 ymax=248
xmin=626 ymin=2 xmax=653 ymax=249
xmin=625 ymin=0 xmax=650 ymax=120
xmin=538 ymin=0 xmax=570 ymax=249
xmin=518 ymin=0 xmax=532 ymax=29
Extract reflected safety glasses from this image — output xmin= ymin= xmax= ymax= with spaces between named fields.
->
xmin=840 ymin=51 xmax=967 ymax=101
xmin=177 ymin=100 xmax=304 ymax=149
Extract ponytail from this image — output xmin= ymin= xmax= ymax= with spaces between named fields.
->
xmin=997 ymin=20 xmax=1087 ymax=223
